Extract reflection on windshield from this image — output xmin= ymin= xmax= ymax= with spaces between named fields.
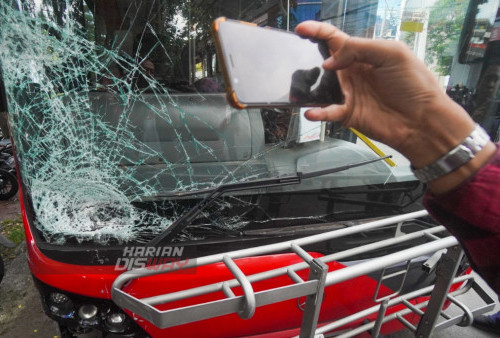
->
xmin=0 ymin=0 xmax=418 ymax=245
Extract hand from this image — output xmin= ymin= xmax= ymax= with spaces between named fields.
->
xmin=295 ymin=21 xmax=477 ymax=167
xmin=295 ymin=21 xmax=496 ymax=194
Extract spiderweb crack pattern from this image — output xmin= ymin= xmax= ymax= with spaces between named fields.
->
xmin=0 ymin=1 xmax=267 ymax=244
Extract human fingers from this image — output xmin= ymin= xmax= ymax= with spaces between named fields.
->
xmin=331 ymin=38 xmax=412 ymax=70
xmin=296 ymin=21 xmax=412 ymax=72
xmin=295 ymin=21 xmax=350 ymax=53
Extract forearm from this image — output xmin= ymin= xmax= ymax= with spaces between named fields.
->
xmin=397 ymin=95 xmax=497 ymax=195
xmin=427 ymin=141 xmax=497 ymax=194
xmin=423 ymin=145 xmax=500 ymax=293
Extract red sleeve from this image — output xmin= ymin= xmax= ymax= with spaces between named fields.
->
xmin=424 ymin=144 xmax=500 ymax=294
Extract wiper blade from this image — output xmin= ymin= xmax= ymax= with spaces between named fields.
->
xmin=148 ymin=156 xmax=391 ymax=246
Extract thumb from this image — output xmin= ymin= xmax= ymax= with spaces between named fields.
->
xmin=305 ymin=104 xmax=349 ymax=123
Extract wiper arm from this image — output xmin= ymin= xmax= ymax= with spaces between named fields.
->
xmin=148 ymin=156 xmax=391 ymax=246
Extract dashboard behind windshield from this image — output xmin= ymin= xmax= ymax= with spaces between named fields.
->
xmin=2 ymin=0 xmax=495 ymax=246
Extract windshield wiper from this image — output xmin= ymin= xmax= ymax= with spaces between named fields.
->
xmin=148 ymin=156 xmax=392 ymax=246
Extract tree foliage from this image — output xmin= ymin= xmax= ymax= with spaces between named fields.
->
xmin=425 ymin=0 xmax=468 ymax=75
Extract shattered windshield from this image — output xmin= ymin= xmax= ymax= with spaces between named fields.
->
xmin=0 ymin=0 xmax=423 ymax=246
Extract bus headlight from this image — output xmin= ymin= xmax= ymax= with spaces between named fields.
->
xmin=78 ymin=304 xmax=98 ymax=320
xmin=104 ymin=312 xmax=128 ymax=333
xmin=48 ymin=292 xmax=74 ymax=318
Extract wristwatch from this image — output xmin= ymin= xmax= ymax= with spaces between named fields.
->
xmin=411 ymin=124 xmax=490 ymax=183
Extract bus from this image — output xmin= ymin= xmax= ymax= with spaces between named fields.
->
xmin=0 ymin=0 xmax=498 ymax=336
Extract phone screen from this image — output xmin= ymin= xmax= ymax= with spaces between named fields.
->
xmin=214 ymin=19 xmax=343 ymax=108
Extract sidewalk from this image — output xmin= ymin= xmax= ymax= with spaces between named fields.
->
xmin=0 ymin=193 xmax=22 ymax=223
xmin=0 ymin=194 xmax=59 ymax=337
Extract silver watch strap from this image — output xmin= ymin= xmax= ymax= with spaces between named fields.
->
xmin=411 ymin=124 xmax=490 ymax=183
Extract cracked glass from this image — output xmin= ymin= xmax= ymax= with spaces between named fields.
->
xmin=0 ymin=0 xmax=423 ymax=247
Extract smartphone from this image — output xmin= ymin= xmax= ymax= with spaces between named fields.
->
xmin=212 ymin=17 xmax=343 ymax=109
